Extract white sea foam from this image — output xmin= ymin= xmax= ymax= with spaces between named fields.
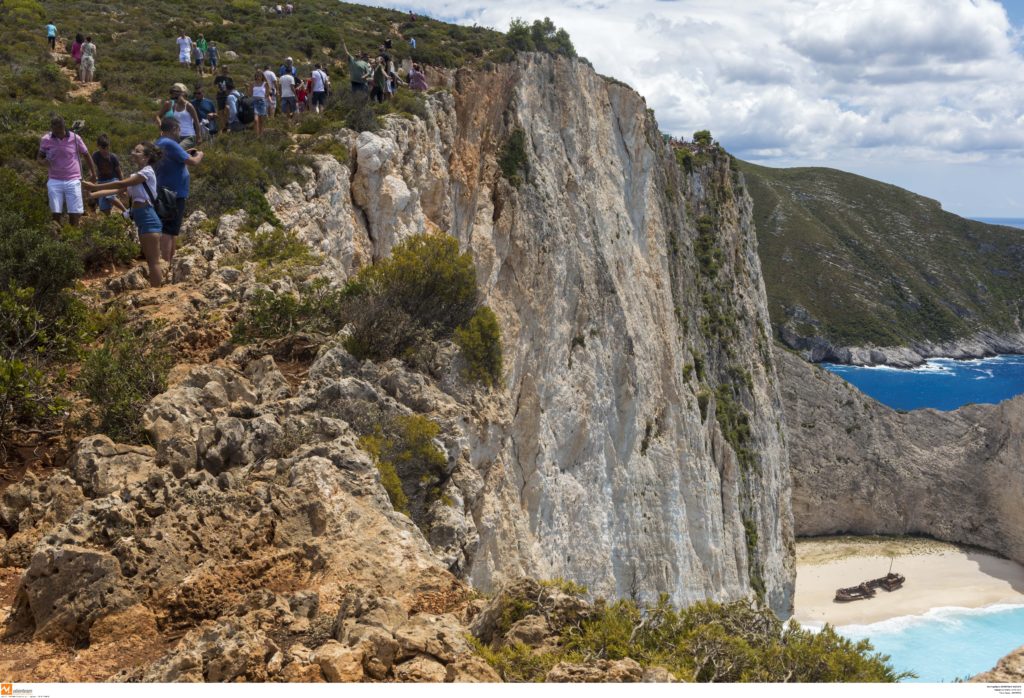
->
xmin=837 ymin=603 xmax=1024 ymax=637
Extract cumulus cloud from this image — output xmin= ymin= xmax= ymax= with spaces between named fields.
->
xmin=404 ymin=0 xmax=1024 ymax=213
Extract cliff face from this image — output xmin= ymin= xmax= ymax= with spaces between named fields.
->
xmin=778 ymin=350 xmax=1024 ymax=564
xmin=0 ymin=53 xmax=796 ymax=676
xmin=303 ymin=54 xmax=794 ymax=612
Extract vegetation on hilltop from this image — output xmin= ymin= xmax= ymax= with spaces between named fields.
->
xmin=739 ymin=161 xmax=1024 ymax=348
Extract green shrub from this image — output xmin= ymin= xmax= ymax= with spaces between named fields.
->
xmin=498 ymin=128 xmax=529 ymax=187
xmin=344 ymin=234 xmax=478 ymax=362
xmin=454 ymin=305 xmax=503 ymax=386
xmin=693 ymin=130 xmax=713 ymax=146
xmin=77 ymin=320 xmax=173 ymax=442
xmin=232 ymin=279 xmax=348 ymax=343
xmin=356 ymin=414 xmax=447 ymax=515
xmin=0 ymin=356 xmax=65 ymax=453
xmin=61 ymin=215 xmax=138 ymax=271
xmin=473 ymin=594 xmax=911 ymax=683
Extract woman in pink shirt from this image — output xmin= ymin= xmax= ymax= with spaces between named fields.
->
xmin=36 ymin=116 xmax=97 ymax=226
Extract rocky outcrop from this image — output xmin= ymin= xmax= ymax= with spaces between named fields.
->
xmin=785 ymin=328 xmax=1024 ymax=368
xmin=779 ymin=350 xmax=1024 ymax=564
xmin=3 ymin=52 xmax=799 ymax=680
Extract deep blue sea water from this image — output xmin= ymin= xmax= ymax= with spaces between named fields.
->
xmin=822 ymin=355 xmax=1024 ymax=411
xmin=836 ymin=605 xmax=1024 ymax=683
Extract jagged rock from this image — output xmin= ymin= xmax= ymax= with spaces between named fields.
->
xmin=88 ymin=603 xmax=159 ymax=644
xmin=445 ymin=656 xmax=502 ymax=683
xmin=394 ymin=655 xmax=447 ymax=682
xmin=106 ymin=266 xmax=149 ymax=293
xmin=315 ymin=641 xmax=365 ymax=682
xmin=143 ymin=619 xmax=280 ymax=682
xmin=642 ymin=666 xmax=676 ymax=682
xmin=334 ymin=588 xmax=408 ymax=636
xmin=393 ymin=613 xmax=471 ymax=662
xmin=244 ymin=355 xmax=293 ymax=402
xmin=0 ymin=474 xmax=85 ymax=566
xmin=339 ymin=624 xmax=399 ymax=680
xmin=470 ymin=579 xmax=590 ymax=646
xmin=545 ymin=658 xmax=643 ymax=683
xmin=71 ymin=435 xmax=158 ymax=496
xmin=503 ymin=614 xmax=551 ymax=647
xmin=281 ymin=661 xmax=326 ymax=682
xmin=13 ymin=545 xmax=136 ymax=644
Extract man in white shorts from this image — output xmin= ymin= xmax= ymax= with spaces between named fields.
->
xmin=176 ymin=32 xmax=192 ymax=66
xmin=262 ymin=65 xmax=278 ymax=117
xmin=37 ymin=115 xmax=97 ymax=226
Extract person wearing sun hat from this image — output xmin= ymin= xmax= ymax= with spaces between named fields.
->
xmin=156 ymin=82 xmax=201 ymax=148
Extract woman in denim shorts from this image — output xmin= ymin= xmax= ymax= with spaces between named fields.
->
xmin=83 ymin=142 xmax=166 ymax=286
xmin=251 ymin=70 xmax=269 ymax=137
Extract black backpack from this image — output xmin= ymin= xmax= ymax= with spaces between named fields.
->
xmin=141 ymin=177 xmax=179 ymax=225
xmin=237 ymin=95 xmax=255 ymax=124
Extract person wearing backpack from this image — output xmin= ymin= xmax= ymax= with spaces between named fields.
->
xmin=310 ymin=63 xmax=331 ymax=113
xmin=155 ymin=117 xmax=203 ymax=263
xmin=214 ymin=65 xmax=234 ymax=131
xmin=227 ymin=87 xmax=252 ymax=131
xmin=83 ymin=142 xmax=166 ymax=286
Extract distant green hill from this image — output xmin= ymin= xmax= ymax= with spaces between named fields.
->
xmin=738 ymin=161 xmax=1024 ymax=348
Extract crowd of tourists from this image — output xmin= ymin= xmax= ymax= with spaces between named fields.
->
xmin=39 ymin=17 xmax=432 ymax=289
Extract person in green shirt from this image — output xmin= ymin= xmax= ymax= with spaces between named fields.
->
xmin=340 ymin=38 xmax=370 ymax=93
xmin=195 ymin=34 xmax=208 ymax=76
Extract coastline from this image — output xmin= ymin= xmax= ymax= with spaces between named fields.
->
xmin=780 ymin=329 xmax=1024 ymax=369
xmin=793 ymin=537 xmax=1024 ymax=627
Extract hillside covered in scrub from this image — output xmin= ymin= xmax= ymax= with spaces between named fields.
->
xmin=0 ymin=0 xmax=909 ymax=684
xmin=739 ymin=161 xmax=1024 ymax=363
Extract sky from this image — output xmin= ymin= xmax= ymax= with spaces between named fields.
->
xmin=395 ymin=0 xmax=1024 ymax=217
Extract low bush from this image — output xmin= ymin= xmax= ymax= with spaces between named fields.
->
xmin=77 ymin=320 xmax=173 ymax=442
xmin=455 ymin=305 xmax=503 ymax=386
xmin=232 ymin=279 xmax=348 ymax=343
xmin=0 ymin=356 xmax=65 ymax=455
xmin=357 ymin=414 xmax=447 ymax=515
xmin=475 ymin=595 xmax=910 ymax=683
xmin=498 ymin=128 xmax=529 ymax=187
xmin=344 ymin=234 xmax=478 ymax=361
xmin=62 ymin=215 xmax=138 ymax=271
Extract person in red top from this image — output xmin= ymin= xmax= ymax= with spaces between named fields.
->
xmin=36 ymin=115 xmax=97 ymax=226
xmin=295 ymin=78 xmax=308 ymax=113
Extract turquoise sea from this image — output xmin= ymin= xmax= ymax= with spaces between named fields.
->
xmin=836 ymin=605 xmax=1024 ymax=683
xmin=823 ymin=354 xmax=1024 ymax=411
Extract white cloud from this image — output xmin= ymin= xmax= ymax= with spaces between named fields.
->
xmin=404 ymin=0 xmax=1024 ymax=214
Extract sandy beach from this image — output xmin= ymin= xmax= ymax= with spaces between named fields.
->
xmin=794 ymin=537 xmax=1024 ymax=626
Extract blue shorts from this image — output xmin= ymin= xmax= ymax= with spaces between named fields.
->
xmin=253 ymin=97 xmax=267 ymax=116
xmin=97 ymin=177 xmax=118 ymax=212
xmin=131 ymin=205 xmax=162 ymax=234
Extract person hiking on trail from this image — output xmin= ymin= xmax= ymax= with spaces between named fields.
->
xmin=409 ymin=37 xmax=416 ymax=50
xmin=176 ymin=32 xmax=192 ymax=66
xmin=310 ymin=63 xmax=330 ymax=112
xmin=225 ymin=85 xmax=246 ymax=131
xmin=192 ymin=42 xmax=204 ymax=77
xmin=79 ymin=36 xmax=96 ymax=83
xmin=46 ymin=21 xmax=57 ymax=50
xmin=370 ymin=58 xmax=388 ymax=103
xmin=213 ymin=65 xmax=234 ymax=131
xmin=206 ymin=41 xmax=219 ymax=71
xmin=262 ymin=65 xmax=278 ymax=117
xmin=295 ymin=78 xmax=308 ymax=114
xmin=278 ymin=69 xmax=297 ymax=119
xmin=83 ymin=143 xmax=165 ymax=286
xmin=155 ymin=118 xmax=203 ymax=262
xmin=191 ymin=86 xmax=217 ymax=140
xmin=250 ymin=70 xmax=270 ymax=136
xmin=91 ymin=134 xmax=123 ymax=215
xmin=156 ymin=83 xmax=201 ymax=148
xmin=196 ymin=34 xmax=208 ymax=73
xmin=340 ymin=39 xmax=369 ymax=94
xmin=279 ymin=56 xmax=297 ymax=78
xmin=71 ymin=33 xmax=84 ymax=69
xmin=37 ymin=115 xmax=98 ymax=227
xmin=408 ymin=63 xmax=427 ymax=91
